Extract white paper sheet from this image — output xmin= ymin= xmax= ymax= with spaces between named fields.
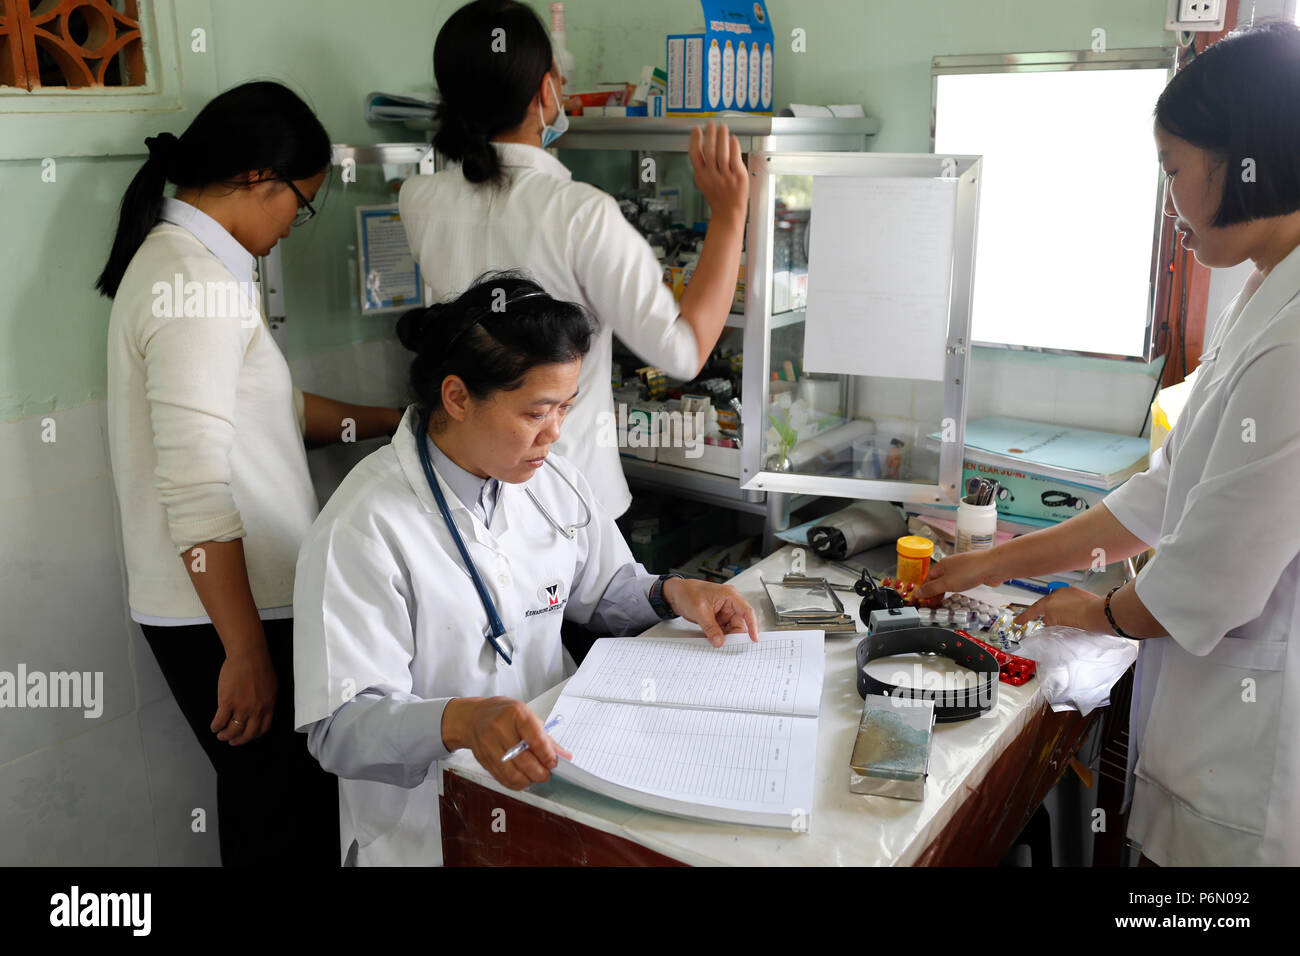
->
xmin=549 ymin=695 xmax=819 ymax=828
xmin=561 ymin=631 xmax=824 ymax=718
xmin=802 ymin=176 xmax=957 ymax=381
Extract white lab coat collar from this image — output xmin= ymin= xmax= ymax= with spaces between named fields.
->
xmin=392 ymin=405 xmax=511 ymax=544
xmin=1203 ymin=241 xmax=1300 ymax=375
xmin=158 ymin=197 xmax=257 ymax=286
xmin=491 ymin=141 xmax=573 ymax=181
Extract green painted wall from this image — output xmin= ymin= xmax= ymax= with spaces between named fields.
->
xmin=1 ymin=0 xmax=1172 ymax=420
xmin=0 ymin=0 xmax=450 ymax=420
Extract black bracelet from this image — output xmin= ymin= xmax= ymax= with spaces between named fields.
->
xmin=1103 ymin=585 xmax=1134 ymax=638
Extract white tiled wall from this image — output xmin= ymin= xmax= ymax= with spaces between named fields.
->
xmin=967 ymin=351 xmax=1161 ymax=437
xmin=0 ymin=337 xmax=410 ymax=866
xmin=0 ymin=401 xmax=219 ymax=865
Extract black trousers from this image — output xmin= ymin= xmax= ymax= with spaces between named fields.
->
xmin=141 ymin=618 xmax=340 ymax=867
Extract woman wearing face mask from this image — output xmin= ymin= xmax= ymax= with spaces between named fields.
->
xmin=400 ymin=0 xmax=750 ymax=519
xmin=98 ymin=81 xmax=403 ymax=866
xmin=292 ymin=273 xmax=759 ymax=867
xmin=916 ymin=23 xmax=1300 ymax=866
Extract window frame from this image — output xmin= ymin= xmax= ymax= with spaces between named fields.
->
xmin=931 ymin=47 xmax=1176 ymax=364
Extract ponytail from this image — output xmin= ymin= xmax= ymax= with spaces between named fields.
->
xmin=94 ymin=134 xmax=177 ymax=297
xmin=432 ymin=0 xmax=553 ymax=187
xmin=96 ymin=81 xmax=331 ymax=298
xmin=432 ymin=107 xmax=502 ymax=186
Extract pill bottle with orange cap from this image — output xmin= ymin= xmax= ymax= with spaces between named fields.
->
xmin=895 ymin=535 xmax=934 ymax=588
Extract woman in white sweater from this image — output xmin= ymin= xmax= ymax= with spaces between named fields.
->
xmin=97 ymin=81 xmax=401 ymax=867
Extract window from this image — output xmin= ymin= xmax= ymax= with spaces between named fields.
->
xmin=933 ymin=49 xmax=1174 ymax=360
xmin=0 ymin=0 xmax=145 ymax=90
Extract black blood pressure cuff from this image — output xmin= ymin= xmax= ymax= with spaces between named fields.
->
xmin=856 ymin=626 xmax=1000 ymax=722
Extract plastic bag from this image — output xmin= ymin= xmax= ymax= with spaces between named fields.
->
xmin=1014 ymin=626 xmax=1138 ymax=716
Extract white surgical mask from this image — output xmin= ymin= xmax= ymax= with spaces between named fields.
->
xmin=539 ymin=78 xmax=568 ymax=148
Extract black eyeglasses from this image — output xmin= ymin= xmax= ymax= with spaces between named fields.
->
xmin=279 ymin=177 xmax=317 ymax=227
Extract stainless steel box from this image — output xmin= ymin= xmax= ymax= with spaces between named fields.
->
xmin=849 ymin=694 xmax=936 ymax=801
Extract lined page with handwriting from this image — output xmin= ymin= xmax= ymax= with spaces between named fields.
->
xmin=546 ymin=631 xmax=824 ymax=830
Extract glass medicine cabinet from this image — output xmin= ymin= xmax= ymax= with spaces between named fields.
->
xmin=740 ymin=151 xmax=982 ymax=506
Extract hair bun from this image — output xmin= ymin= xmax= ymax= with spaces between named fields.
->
xmin=144 ymin=132 xmax=178 ymax=164
xmin=395 ymin=305 xmax=438 ymax=353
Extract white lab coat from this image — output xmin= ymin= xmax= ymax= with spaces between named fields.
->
xmin=1103 ymin=242 xmax=1300 ymax=865
xmin=293 ymin=407 xmax=641 ymax=866
xmin=399 ymin=142 xmax=700 ymax=518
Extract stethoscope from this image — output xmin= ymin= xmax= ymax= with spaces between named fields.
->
xmin=415 ymin=407 xmax=593 ymax=665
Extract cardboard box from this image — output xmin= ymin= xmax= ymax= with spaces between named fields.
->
xmin=961 ymin=460 xmax=1109 ymax=522
xmin=667 ymin=0 xmax=773 ymax=116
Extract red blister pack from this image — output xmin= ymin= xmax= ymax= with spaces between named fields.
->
xmin=956 ymin=630 xmax=1037 ymax=686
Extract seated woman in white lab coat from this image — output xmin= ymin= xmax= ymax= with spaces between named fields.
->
xmin=293 ymin=273 xmax=759 ymax=866
xmin=917 ymin=22 xmax=1300 ymax=866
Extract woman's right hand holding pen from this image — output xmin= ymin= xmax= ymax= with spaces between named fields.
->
xmin=442 ymin=697 xmax=571 ymax=791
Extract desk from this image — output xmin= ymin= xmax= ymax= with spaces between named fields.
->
xmin=439 ymin=545 xmax=1103 ymax=865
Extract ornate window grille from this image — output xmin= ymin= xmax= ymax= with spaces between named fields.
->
xmin=0 ymin=0 xmax=145 ymax=90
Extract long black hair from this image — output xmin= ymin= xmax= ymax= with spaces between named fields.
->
xmin=1155 ymin=21 xmax=1300 ymax=227
xmin=396 ymin=271 xmax=594 ymax=426
xmin=96 ymin=81 xmax=331 ymax=297
xmin=433 ymin=0 xmax=554 ymax=187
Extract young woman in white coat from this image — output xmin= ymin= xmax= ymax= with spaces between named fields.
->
xmin=916 ymin=22 xmax=1300 ymax=866
xmin=292 ymin=273 xmax=759 ymax=866
xmin=98 ymin=82 xmax=403 ymax=866
xmin=400 ymin=0 xmax=749 ymax=519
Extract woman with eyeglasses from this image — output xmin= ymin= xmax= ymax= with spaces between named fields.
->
xmin=97 ymin=81 xmax=402 ymax=867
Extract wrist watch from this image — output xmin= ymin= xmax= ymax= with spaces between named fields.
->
xmin=648 ymin=572 xmax=684 ymax=619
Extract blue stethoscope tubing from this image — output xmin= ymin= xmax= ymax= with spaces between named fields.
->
xmin=416 ymin=408 xmax=514 ymax=666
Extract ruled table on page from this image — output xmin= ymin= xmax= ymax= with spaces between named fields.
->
xmin=549 ymin=696 xmax=818 ymax=809
xmin=561 ymin=631 xmax=824 ymax=717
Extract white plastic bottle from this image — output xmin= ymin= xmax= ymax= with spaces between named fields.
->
xmin=956 ymin=498 xmax=997 ymax=553
xmin=550 ymin=3 xmax=576 ymax=84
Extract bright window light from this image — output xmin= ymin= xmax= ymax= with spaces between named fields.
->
xmin=935 ymin=65 xmax=1171 ymax=357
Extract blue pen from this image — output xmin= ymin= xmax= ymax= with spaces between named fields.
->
xmin=1005 ymin=578 xmax=1050 ymax=595
xmin=501 ymin=715 xmax=564 ymax=763
xmin=1005 ymin=579 xmax=1069 ymax=595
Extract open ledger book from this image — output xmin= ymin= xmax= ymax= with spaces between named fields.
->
xmin=546 ymin=630 xmax=825 ymax=830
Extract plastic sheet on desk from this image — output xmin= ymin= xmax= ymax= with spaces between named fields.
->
xmin=775 ymin=515 xmax=829 ymax=547
xmin=1014 ymin=627 xmax=1138 ymax=717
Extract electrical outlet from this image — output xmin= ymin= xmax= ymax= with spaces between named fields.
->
xmin=1165 ymin=0 xmax=1227 ymax=30
xmin=1180 ymin=0 xmax=1220 ymax=21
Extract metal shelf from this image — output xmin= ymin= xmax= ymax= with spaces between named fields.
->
xmin=330 ymin=143 xmax=433 ymax=168
xmin=560 ymin=115 xmax=878 ymax=153
xmin=725 ymin=307 xmax=805 ymax=331
xmin=622 ymin=458 xmax=767 ymax=514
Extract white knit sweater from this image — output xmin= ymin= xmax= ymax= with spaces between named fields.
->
xmin=106 ymin=222 xmax=317 ymax=621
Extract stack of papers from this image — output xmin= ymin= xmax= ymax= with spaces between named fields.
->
xmin=938 ymin=417 xmax=1152 ymax=491
xmin=364 ymin=91 xmax=436 ymax=124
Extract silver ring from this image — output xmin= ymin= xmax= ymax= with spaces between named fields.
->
xmin=231 ymin=718 xmax=242 ymax=726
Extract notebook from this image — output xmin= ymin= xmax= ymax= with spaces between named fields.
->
xmin=928 ymin=416 xmax=1151 ymax=490
xmin=546 ymin=630 xmax=825 ymax=830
